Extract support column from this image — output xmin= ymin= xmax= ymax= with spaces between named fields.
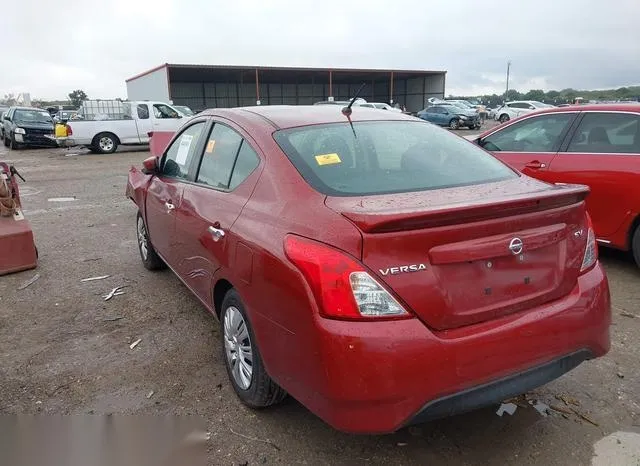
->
xmin=390 ymin=71 xmax=394 ymax=105
xmin=255 ymin=68 xmax=261 ymax=105
xmin=328 ymin=70 xmax=333 ymax=101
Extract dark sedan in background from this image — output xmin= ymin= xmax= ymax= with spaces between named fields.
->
xmin=2 ymin=107 xmax=57 ymax=149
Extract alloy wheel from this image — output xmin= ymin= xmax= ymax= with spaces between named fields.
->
xmin=223 ymin=306 xmax=253 ymax=390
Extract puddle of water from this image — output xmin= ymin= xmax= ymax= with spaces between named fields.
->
xmin=47 ymin=197 xmax=77 ymax=202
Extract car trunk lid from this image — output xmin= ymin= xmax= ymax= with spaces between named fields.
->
xmin=326 ymin=178 xmax=590 ymax=330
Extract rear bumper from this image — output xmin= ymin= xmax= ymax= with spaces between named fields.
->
xmin=300 ymin=263 xmax=610 ymax=433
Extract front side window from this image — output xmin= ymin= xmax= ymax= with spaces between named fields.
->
xmin=162 ymin=122 xmax=205 ymax=179
xmin=273 ymin=120 xmax=516 ymax=196
xmin=196 ymin=124 xmax=243 ymax=189
xmin=566 ymin=113 xmax=640 ymax=154
xmin=481 ymin=113 xmax=576 ymax=152
xmin=153 ymin=104 xmax=180 ymax=119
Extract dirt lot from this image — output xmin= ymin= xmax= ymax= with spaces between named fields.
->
xmin=1 ymin=131 xmax=639 ymax=465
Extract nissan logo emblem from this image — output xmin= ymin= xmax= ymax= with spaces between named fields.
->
xmin=509 ymin=237 xmax=523 ymax=255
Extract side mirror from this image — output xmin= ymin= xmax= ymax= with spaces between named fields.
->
xmin=142 ymin=156 xmax=159 ymax=175
xmin=3 ymin=115 xmax=9 ymax=121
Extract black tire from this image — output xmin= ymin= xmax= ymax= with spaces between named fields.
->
xmin=449 ymin=118 xmax=460 ymax=130
xmin=9 ymin=134 xmax=22 ymax=150
xmin=136 ymin=212 xmax=165 ymax=270
xmin=632 ymin=224 xmax=640 ymax=268
xmin=499 ymin=114 xmax=510 ymax=123
xmin=221 ymin=289 xmax=287 ymax=408
xmin=92 ymin=132 xmax=118 ymax=154
xmin=3 ymin=135 xmax=9 ymax=147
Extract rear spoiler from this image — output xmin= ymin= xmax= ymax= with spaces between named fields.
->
xmin=341 ymin=185 xmax=590 ymax=233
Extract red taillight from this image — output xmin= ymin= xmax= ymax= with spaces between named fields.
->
xmin=284 ymin=235 xmax=409 ymax=320
xmin=65 ymin=124 xmax=73 ymax=136
xmin=580 ymin=213 xmax=598 ymax=273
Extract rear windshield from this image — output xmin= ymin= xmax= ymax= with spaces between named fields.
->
xmin=273 ymin=120 xmax=516 ymax=196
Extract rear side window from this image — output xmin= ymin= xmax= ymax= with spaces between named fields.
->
xmin=197 ymin=124 xmax=242 ymax=189
xmin=229 ymin=143 xmax=260 ymax=189
xmin=481 ymin=113 xmax=575 ymax=152
xmin=273 ymin=120 xmax=516 ymax=196
xmin=566 ymin=113 xmax=640 ymax=154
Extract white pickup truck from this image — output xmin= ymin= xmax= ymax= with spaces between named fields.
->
xmin=60 ymin=100 xmax=187 ymax=153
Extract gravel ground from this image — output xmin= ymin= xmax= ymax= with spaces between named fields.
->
xmin=0 ymin=134 xmax=639 ymax=465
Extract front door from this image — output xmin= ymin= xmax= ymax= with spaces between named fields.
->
xmin=151 ymin=103 xmax=184 ymax=133
xmin=479 ymin=111 xmax=579 ymax=180
xmin=145 ymin=120 xmax=208 ymax=264
xmin=174 ymin=120 xmax=262 ymax=306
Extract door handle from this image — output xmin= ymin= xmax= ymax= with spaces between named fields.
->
xmin=208 ymin=225 xmax=225 ymax=241
xmin=525 ymin=161 xmax=546 ymax=169
xmin=165 ymin=201 xmax=175 ymax=211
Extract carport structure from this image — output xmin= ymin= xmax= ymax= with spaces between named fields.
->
xmin=125 ymin=64 xmax=446 ymax=113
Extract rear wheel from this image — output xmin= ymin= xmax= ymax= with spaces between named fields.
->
xmin=93 ymin=132 xmax=118 ymax=154
xmin=221 ymin=289 xmax=287 ymax=408
xmin=499 ymin=114 xmax=510 ymax=123
xmin=136 ymin=212 xmax=165 ymax=270
xmin=632 ymin=225 xmax=640 ymax=268
xmin=449 ymin=118 xmax=460 ymax=130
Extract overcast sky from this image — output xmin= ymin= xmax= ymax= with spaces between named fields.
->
xmin=1 ymin=0 xmax=639 ymax=100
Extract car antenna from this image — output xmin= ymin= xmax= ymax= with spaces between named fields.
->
xmin=342 ymin=82 xmax=366 ymax=137
xmin=342 ymin=82 xmax=366 ymax=117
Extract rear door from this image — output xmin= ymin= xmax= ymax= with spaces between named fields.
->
xmin=134 ymin=103 xmax=153 ymax=143
xmin=548 ymin=111 xmax=640 ymax=242
xmin=174 ymin=120 xmax=263 ymax=306
xmin=479 ymin=111 xmax=579 ymax=179
xmin=145 ymin=120 xmax=208 ymax=263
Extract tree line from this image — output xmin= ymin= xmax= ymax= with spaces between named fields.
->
xmin=450 ymin=86 xmax=640 ymax=108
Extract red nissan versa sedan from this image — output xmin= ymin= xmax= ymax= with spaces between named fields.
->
xmin=474 ymin=104 xmax=640 ymax=266
xmin=126 ymin=105 xmax=611 ymax=434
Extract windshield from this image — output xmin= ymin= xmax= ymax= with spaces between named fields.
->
xmin=176 ymin=105 xmax=194 ymax=116
xmin=14 ymin=109 xmax=53 ymax=124
xmin=273 ymin=120 xmax=516 ymax=196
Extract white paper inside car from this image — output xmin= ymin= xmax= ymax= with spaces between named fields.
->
xmin=176 ymin=134 xmax=193 ymax=165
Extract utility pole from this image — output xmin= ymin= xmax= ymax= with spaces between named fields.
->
xmin=505 ymin=60 xmax=511 ymax=101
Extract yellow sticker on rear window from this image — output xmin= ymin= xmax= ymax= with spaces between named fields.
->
xmin=315 ymin=153 xmax=342 ymax=166
xmin=206 ymin=140 xmax=216 ymax=153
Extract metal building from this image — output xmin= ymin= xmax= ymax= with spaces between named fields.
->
xmin=125 ymin=64 xmax=446 ymax=113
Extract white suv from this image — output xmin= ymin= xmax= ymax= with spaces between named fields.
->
xmin=494 ymin=101 xmax=553 ymax=123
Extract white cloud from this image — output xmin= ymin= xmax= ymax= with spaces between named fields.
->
xmin=1 ymin=0 xmax=639 ymax=100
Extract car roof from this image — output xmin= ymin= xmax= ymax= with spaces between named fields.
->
xmin=12 ymin=106 xmax=48 ymax=111
xmin=199 ymin=105 xmax=415 ymax=130
xmin=528 ymin=103 xmax=640 ymax=113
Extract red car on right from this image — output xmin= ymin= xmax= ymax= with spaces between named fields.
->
xmin=475 ymin=104 xmax=640 ymax=266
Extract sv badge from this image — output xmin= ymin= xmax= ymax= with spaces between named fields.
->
xmin=379 ymin=263 xmax=427 ymax=276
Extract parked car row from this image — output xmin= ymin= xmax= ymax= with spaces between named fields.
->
xmin=127 ymin=103 xmax=612 ymax=434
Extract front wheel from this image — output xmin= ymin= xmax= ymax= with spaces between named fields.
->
xmin=221 ymin=289 xmax=287 ymax=408
xmin=3 ymin=134 xmax=9 ymax=147
xmin=632 ymin=224 xmax=640 ymax=268
xmin=93 ymin=132 xmax=118 ymax=154
xmin=499 ymin=114 xmax=510 ymax=123
xmin=136 ymin=212 xmax=165 ymax=270
xmin=449 ymin=118 xmax=460 ymax=130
